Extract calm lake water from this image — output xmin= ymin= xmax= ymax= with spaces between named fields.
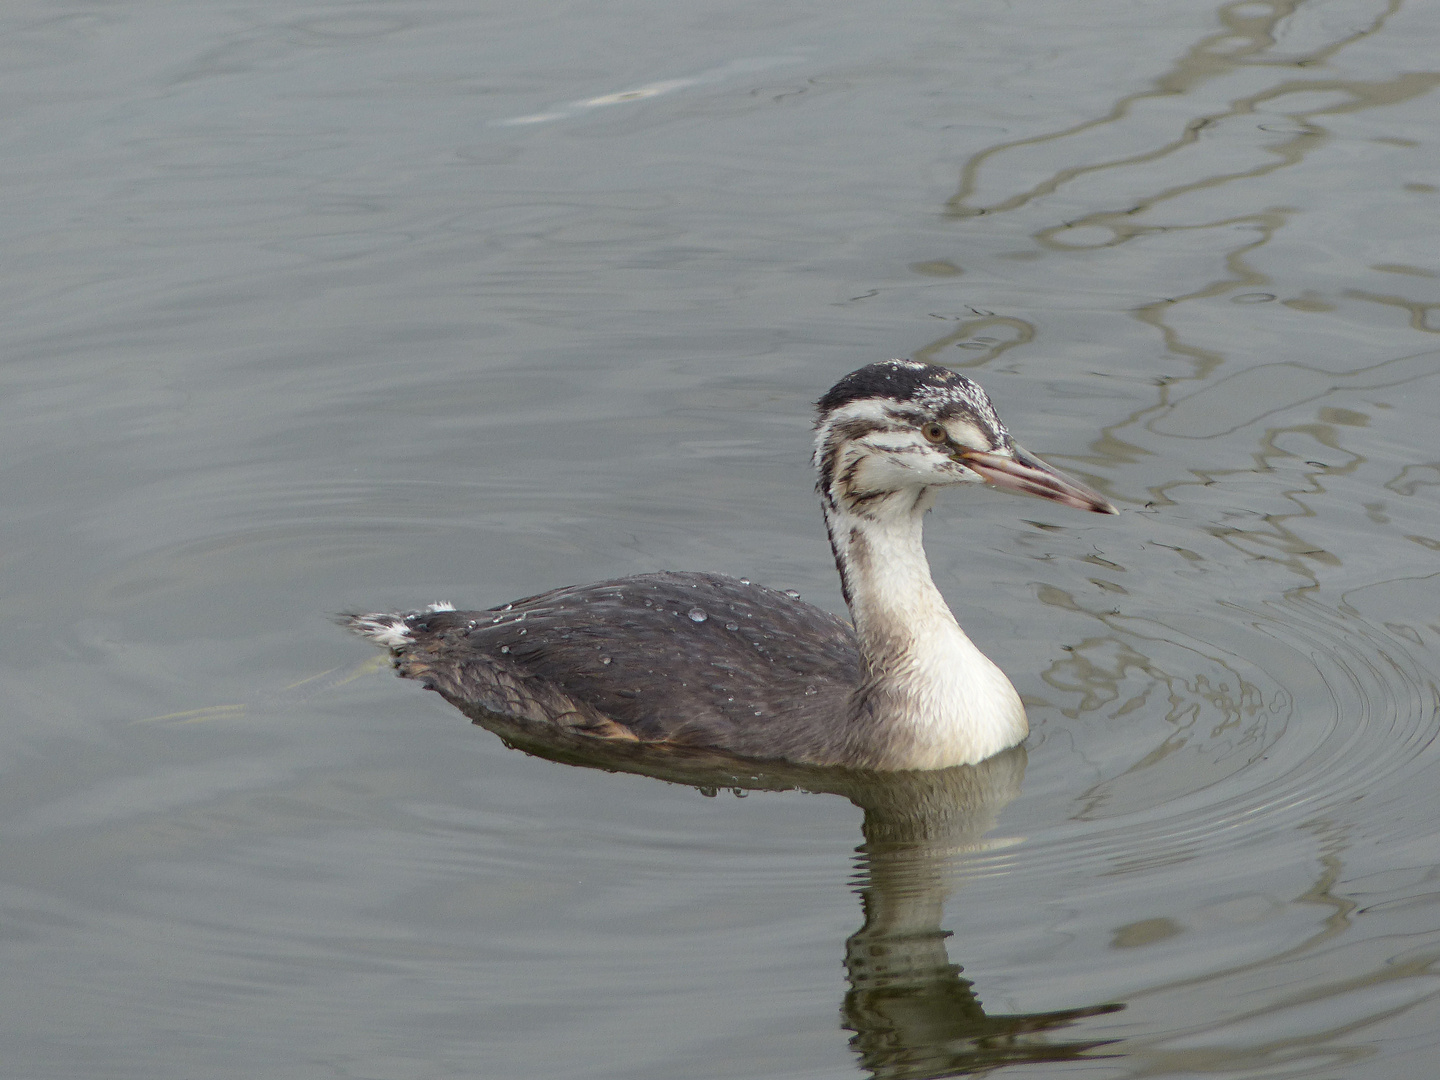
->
xmin=4 ymin=0 xmax=1440 ymax=1076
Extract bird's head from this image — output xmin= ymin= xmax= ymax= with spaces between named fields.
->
xmin=813 ymin=359 xmax=1116 ymax=519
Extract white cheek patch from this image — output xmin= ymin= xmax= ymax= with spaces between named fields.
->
xmin=849 ymin=455 xmax=903 ymax=495
xmin=851 ymin=449 xmax=939 ymax=494
xmin=945 ymin=420 xmax=990 ymax=450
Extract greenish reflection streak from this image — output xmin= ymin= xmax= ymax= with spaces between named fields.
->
xmin=1119 ymin=847 xmax=1440 ymax=1078
xmin=913 ymin=315 xmax=1034 ymax=369
xmin=944 ymin=0 xmax=1405 ymax=222
xmin=925 ymin=0 xmax=1431 ymax=499
xmin=1142 ymin=351 xmax=1440 ymax=581
xmin=1345 ymin=289 xmax=1440 ymax=334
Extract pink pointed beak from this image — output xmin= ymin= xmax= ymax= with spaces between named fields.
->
xmin=958 ymin=444 xmax=1117 ymax=514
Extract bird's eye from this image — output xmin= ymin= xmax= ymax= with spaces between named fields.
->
xmin=921 ymin=423 xmax=947 ymax=444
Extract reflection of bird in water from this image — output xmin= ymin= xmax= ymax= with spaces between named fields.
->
xmin=430 ymin=725 xmax=1124 ymax=1078
xmin=347 ymin=360 xmax=1114 ymax=769
xmin=838 ymin=753 xmax=1123 ymax=1078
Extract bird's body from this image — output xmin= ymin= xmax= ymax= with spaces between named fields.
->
xmin=357 ymin=572 xmax=863 ymax=761
xmin=348 ymin=360 xmax=1115 ymax=770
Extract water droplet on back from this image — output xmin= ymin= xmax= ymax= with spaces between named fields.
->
xmin=688 ymin=607 xmax=707 ymax=623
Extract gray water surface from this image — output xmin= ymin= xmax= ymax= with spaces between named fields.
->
xmin=4 ymin=1 xmax=1440 ymax=1077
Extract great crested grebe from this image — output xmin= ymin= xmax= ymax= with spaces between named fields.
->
xmin=346 ymin=360 xmax=1116 ymax=770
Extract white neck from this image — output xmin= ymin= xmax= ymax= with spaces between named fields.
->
xmin=823 ymin=488 xmax=1028 ymax=769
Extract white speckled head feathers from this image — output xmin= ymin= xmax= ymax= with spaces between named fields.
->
xmin=812 ymin=361 xmax=1014 ymax=519
xmin=816 ymin=360 xmax=1008 ymax=445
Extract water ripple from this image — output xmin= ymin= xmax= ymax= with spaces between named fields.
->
xmin=979 ymin=581 xmax=1440 ymax=885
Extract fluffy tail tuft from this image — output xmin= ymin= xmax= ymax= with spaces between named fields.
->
xmin=339 ymin=602 xmax=455 ymax=649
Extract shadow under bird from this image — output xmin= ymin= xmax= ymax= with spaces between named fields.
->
xmin=346 ymin=359 xmax=1116 ymax=770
